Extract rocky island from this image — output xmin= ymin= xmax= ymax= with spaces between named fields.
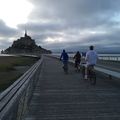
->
xmin=1 ymin=31 xmax=51 ymax=55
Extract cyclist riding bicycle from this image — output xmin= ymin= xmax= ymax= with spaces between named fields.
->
xmin=84 ymin=45 xmax=98 ymax=80
xmin=73 ymin=51 xmax=81 ymax=71
xmin=60 ymin=49 xmax=69 ymax=73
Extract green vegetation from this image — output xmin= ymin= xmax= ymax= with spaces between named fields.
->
xmin=0 ymin=56 xmax=39 ymax=71
xmin=0 ymin=72 xmax=22 ymax=91
xmin=0 ymin=56 xmax=39 ymax=92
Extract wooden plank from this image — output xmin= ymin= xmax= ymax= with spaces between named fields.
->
xmin=24 ymin=56 xmax=120 ymax=120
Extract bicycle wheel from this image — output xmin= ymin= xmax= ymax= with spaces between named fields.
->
xmin=81 ymin=66 xmax=85 ymax=79
xmin=89 ymin=71 xmax=96 ymax=85
xmin=63 ymin=63 xmax=68 ymax=74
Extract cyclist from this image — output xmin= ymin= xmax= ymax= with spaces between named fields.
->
xmin=60 ymin=49 xmax=69 ymax=73
xmin=84 ymin=46 xmax=98 ymax=79
xmin=73 ymin=51 xmax=81 ymax=71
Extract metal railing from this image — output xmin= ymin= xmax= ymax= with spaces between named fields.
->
xmin=98 ymin=55 xmax=120 ymax=61
xmin=48 ymin=55 xmax=120 ymax=79
xmin=0 ymin=57 xmax=43 ymax=120
xmin=52 ymin=53 xmax=120 ymax=61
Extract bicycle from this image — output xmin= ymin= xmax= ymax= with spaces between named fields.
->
xmin=81 ymin=63 xmax=96 ymax=85
xmin=60 ymin=58 xmax=68 ymax=74
xmin=63 ymin=62 xmax=68 ymax=74
xmin=74 ymin=61 xmax=81 ymax=72
xmin=87 ymin=65 xmax=96 ymax=85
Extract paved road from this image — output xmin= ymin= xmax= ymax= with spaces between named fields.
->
xmin=24 ymin=56 xmax=120 ymax=120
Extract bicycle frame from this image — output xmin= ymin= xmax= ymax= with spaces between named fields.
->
xmin=87 ymin=65 xmax=96 ymax=85
xmin=81 ymin=64 xmax=96 ymax=85
xmin=60 ymin=58 xmax=68 ymax=74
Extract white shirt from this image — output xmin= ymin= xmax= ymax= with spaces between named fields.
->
xmin=85 ymin=50 xmax=98 ymax=65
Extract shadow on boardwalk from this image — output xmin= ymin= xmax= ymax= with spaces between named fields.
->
xmin=24 ymin=56 xmax=120 ymax=120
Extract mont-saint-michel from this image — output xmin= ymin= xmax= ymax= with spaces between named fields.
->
xmin=1 ymin=31 xmax=51 ymax=55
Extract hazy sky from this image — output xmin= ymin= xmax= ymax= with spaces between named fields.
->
xmin=0 ymin=0 xmax=120 ymax=52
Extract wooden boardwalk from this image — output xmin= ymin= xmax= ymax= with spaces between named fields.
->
xmin=24 ymin=56 xmax=120 ymax=120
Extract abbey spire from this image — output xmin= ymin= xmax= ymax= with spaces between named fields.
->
xmin=24 ymin=27 xmax=28 ymax=37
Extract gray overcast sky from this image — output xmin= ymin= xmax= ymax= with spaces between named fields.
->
xmin=0 ymin=0 xmax=120 ymax=52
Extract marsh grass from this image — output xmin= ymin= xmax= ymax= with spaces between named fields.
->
xmin=0 ymin=72 xmax=22 ymax=92
xmin=0 ymin=56 xmax=38 ymax=71
xmin=0 ymin=56 xmax=39 ymax=92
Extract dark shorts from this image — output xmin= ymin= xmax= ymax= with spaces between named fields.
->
xmin=87 ymin=64 xmax=95 ymax=69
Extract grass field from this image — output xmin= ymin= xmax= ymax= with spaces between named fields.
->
xmin=0 ymin=56 xmax=39 ymax=92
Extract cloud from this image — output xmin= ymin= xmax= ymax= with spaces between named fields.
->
xmin=0 ymin=20 xmax=23 ymax=51
xmin=0 ymin=0 xmax=120 ymax=53
xmin=29 ymin=0 xmax=120 ymax=27
xmin=26 ymin=0 xmax=120 ymax=51
xmin=0 ymin=20 xmax=17 ymax=37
